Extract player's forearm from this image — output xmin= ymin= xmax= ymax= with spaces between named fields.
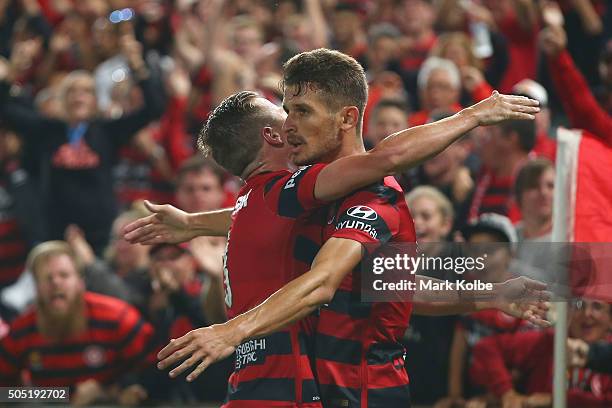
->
xmin=227 ymin=269 xmax=333 ymax=344
xmin=313 ymin=107 xmax=479 ymax=201
xmin=188 ymin=208 xmax=234 ymax=237
xmin=374 ymin=108 xmax=479 ymax=174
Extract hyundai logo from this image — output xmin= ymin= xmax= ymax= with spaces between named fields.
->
xmin=346 ymin=206 xmax=378 ymax=220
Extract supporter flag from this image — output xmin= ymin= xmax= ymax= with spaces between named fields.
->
xmin=553 ymin=128 xmax=612 ymax=301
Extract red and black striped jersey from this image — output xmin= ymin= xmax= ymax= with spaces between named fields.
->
xmin=0 ymin=292 xmax=155 ymax=388
xmin=315 ymin=176 xmax=416 ymax=408
xmin=222 ymin=165 xmax=328 ymax=408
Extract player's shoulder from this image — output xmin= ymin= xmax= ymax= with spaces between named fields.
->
xmin=339 ymin=176 xmax=403 ymax=207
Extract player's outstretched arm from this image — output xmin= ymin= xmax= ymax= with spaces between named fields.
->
xmin=313 ymin=91 xmax=539 ymax=202
xmin=123 ymin=200 xmax=233 ymax=245
xmin=156 ymin=237 xmax=361 ymax=381
xmin=413 ymin=275 xmax=551 ymax=327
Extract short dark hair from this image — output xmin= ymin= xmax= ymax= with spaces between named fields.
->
xmin=500 ymin=119 xmax=536 ymax=153
xmin=282 ymin=48 xmax=368 ymax=130
xmin=514 ymin=158 xmax=554 ymax=205
xmin=177 ymin=156 xmax=227 ymax=188
xmin=197 ymin=91 xmax=267 ymax=176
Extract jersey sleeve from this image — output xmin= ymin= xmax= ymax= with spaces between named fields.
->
xmin=264 ymin=164 xmax=328 ymax=218
xmin=330 ymin=185 xmax=401 ymax=245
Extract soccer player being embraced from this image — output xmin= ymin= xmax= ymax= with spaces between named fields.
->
xmin=126 ymin=49 xmax=549 ymax=407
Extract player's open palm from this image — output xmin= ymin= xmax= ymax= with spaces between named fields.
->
xmin=473 ymin=91 xmax=540 ymax=126
xmin=496 ymin=277 xmax=551 ymax=327
xmin=123 ymin=200 xmax=194 ymax=245
xmin=157 ymin=325 xmax=238 ymax=382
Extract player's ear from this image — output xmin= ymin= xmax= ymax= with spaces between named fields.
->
xmin=339 ymin=106 xmax=359 ymax=131
xmin=262 ymin=126 xmax=284 ymax=147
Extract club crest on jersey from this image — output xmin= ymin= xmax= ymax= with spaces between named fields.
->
xmin=232 ymin=189 xmax=252 ymax=216
xmin=28 ymin=351 xmax=43 ymax=371
xmin=347 ymin=205 xmax=378 ymax=220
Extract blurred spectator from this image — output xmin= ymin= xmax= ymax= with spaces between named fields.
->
xmin=541 ymin=24 xmax=612 ymax=143
xmin=331 ymin=1 xmax=368 ymax=60
xmin=411 ymin=57 xmax=462 ymax=126
xmin=365 ymin=98 xmax=410 ymax=148
xmin=404 ymin=186 xmax=457 ymax=405
xmin=431 ymin=30 xmax=509 ymax=106
xmin=515 ymin=158 xmax=554 ymax=242
xmin=175 ymin=156 xmax=228 ymax=213
xmin=0 ymin=34 xmax=165 ymax=254
xmin=362 ymin=23 xmax=402 ymax=82
xmin=395 ymin=0 xmax=437 ymax=72
xmin=481 ymin=0 xmax=539 ymax=93
xmin=468 ymin=119 xmax=536 ymax=223
xmin=0 ymin=123 xmax=45 ymax=290
xmin=113 ymin=63 xmax=193 ymax=208
xmin=402 ymin=111 xmax=474 ymax=231
xmin=470 ymin=298 xmax=612 ymax=407
xmin=436 ymin=213 xmax=533 ymax=408
xmin=145 ymin=241 xmax=227 ymax=402
xmin=568 ymin=338 xmax=612 ymax=374
xmin=406 ymin=186 xmax=454 ymax=245
xmin=594 ymin=40 xmax=612 ymax=114
xmin=92 ymin=18 xmax=131 ymax=112
xmin=513 ymin=78 xmax=557 ymax=161
xmin=0 ymin=241 xmax=155 ymax=406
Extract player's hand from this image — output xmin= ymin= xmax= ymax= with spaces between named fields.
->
xmin=123 ymin=200 xmax=195 ymax=245
xmin=470 ymin=91 xmax=540 ymax=126
xmin=567 ymin=338 xmax=589 ymax=368
xmin=494 ymin=276 xmax=552 ymax=327
xmin=157 ymin=324 xmax=239 ymax=382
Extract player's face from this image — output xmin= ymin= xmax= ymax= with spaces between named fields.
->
xmin=519 ymin=168 xmax=554 ymax=220
xmin=368 ymin=107 xmax=407 ymax=146
xmin=409 ymin=196 xmax=451 ymax=242
xmin=36 ymin=254 xmax=85 ymax=318
xmin=282 ymin=85 xmax=342 ymax=166
xmin=569 ymin=299 xmax=611 ymax=343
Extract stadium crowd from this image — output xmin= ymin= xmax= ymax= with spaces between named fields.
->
xmin=0 ymin=0 xmax=610 ymax=406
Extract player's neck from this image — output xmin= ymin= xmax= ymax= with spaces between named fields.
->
xmin=328 ymin=135 xmax=366 ymax=162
